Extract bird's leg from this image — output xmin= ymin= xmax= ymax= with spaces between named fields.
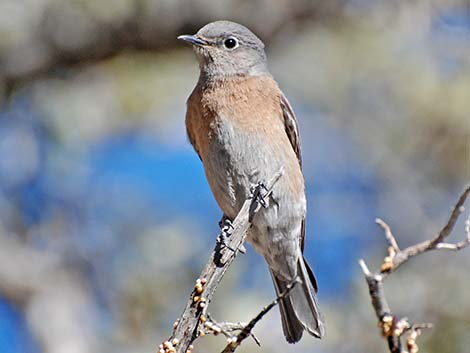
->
xmin=216 ymin=215 xmax=246 ymax=254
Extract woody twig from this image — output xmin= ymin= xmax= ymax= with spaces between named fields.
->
xmin=359 ymin=185 xmax=470 ymax=353
xmin=159 ymin=168 xmax=284 ymax=353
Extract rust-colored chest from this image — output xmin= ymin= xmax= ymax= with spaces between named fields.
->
xmin=185 ymin=75 xmax=285 ymax=159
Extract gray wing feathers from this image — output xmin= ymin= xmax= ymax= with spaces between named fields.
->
xmin=280 ymin=92 xmax=302 ymax=169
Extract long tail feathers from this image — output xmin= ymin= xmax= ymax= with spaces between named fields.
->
xmin=271 ymin=256 xmax=325 ymax=343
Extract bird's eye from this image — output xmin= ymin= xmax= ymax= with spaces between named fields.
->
xmin=223 ymin=37 xmax=239 ymax=49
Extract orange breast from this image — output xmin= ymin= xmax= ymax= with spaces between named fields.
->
xmin=186 ymin=75 xmax=286 ymax=158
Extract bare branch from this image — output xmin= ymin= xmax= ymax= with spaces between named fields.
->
xmin=200 ymin=317 xmax=260 ymax=346
xmin=220 ymin=279 xmax=299 ymax=353
xmin=158 ymin=168 xmax=284 ymax=353
xmin=379 ymin=185 xmax=470 ymax=275
xmin=376 ymin=218 xmax=400 ymax=252
xmin=360 ymin=185 xmax=470 ymax=353
xmin=358 ymin=259 xmax=372 ymax=276
xmin=431 ymin=185 xmax=470 ymax=245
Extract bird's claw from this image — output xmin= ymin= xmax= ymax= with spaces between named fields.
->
xmin=251 ymin=182 xmax=271 ymax=208
xmin=216 ymin=233 xmax=237 ymax=253
xmin=219 ymin=216 xmax=234 ymax=235
xmin=216 ymin=216 xmax=246 ymax=254
xmin=217 ymin=217 xmax=236 ymax=252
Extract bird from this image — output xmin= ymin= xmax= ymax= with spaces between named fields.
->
xmin=178 ymin=20 xmax=324 ymax=343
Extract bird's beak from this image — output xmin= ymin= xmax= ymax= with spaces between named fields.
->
xmin=177 ymin=34 xmax=208 ymax=46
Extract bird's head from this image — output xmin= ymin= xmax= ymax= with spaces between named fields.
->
xmin=178 ymin=21 xmax=269 ymax=79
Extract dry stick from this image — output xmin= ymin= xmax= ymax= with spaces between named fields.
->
xmin=359 ymin=185 xmax=470 ymax=353
xmin=200 ymin=318 xmax=259 ymax=346
xmin=220 ymin=279 xmax=299 ymax=353
xmin=375 ymin=218 xmax=399 ymax=252
xmin=382 ymin=185 xmax=470 ymax=276
xmin=162 ymin=168 xmax=284 ymax=353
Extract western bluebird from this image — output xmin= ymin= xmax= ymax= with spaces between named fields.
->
xmin=178 ymin=20 xmax=324 ymax=343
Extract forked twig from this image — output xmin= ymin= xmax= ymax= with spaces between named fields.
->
xmin=359 ymin=185 xmax=470 ymax=353
xmin=220 ymin=279 xmax=299 ymax=353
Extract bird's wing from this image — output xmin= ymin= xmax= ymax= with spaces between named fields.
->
xmin=186 ymin=118 xmax=202 ymax=161
xmin=185 ymin=89 xmax=203 ymax=161
xmin=280 ymin=92 xmax=307 ymax=250
xmin=280 ymin=92 xmax=302 ymax=169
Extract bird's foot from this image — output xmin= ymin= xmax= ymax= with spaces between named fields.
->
xmin=251 ymin=182 xmax=272 ymax=208
xmin=218 ymin=215 xmax=234 ymax=235
xmin=216 ymin=216 xmax=246 ymax=254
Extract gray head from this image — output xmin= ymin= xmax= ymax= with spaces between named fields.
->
xmin=178 ymin=21 xmax=269 ymax=79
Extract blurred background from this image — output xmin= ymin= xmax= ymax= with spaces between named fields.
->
xmin=0 ymin=1 xmax=469 ymax=352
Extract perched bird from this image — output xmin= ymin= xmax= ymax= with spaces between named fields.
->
xmin=178 ymin=20 xmax=324 ymax=343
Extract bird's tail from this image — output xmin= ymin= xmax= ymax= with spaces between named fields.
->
xmin=270 ymin=256 xmax=325 ymax=343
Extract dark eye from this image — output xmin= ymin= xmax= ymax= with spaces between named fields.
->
xmin=223 ymin=37 xmax=238 ymax=49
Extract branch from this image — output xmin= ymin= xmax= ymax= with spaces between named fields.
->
xmin=220 ymin=279 xmax=298 ymax=353
xmin=199 ymin=318 xmax=260 ymax=346
xmin=359 ymin=185 xmax=470 ymax=353
xmin=158 ymin=168 xmax=284 ymax=353
xmin=378 ymin=185 xmax=470 ymax=275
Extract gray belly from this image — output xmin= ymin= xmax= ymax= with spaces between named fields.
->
xmin=201 ymin=117 xmax=306 ymax=278
xmin=203 ymin=119 xmax=282 ymax=218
